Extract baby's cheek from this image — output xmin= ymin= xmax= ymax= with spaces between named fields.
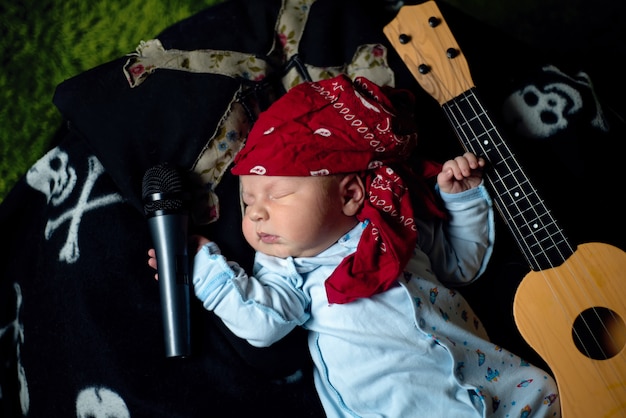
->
xmin=241 ymin=220 xmax=256 ymax=246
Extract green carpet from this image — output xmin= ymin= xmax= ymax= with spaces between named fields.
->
xmin=0 ymin=0 xmax=221 ymax=203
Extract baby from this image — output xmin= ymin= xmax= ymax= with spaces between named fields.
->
xmin=149 ymin=74 xmax=560 ymax=417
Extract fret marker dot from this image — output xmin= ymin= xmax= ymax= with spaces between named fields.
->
xmin=533 ymin=223 xmax=539 ymax=229
xmin=514 ymin=192 xmax=520 ymax=197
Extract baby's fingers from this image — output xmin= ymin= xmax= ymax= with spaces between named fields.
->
xmin=455 ymin=153 xmax=485 ymax=177
xmin=147 ymin=248 xmax=159 ymax=280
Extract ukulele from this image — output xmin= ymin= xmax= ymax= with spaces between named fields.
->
xmin=384 ymin=2 xmax=626 ymax=416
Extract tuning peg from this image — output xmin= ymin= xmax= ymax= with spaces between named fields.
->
xmin=428 ymin=16 xmax=440 ymax=27
xmin=446 ymin=48 xmax=459 ymax=58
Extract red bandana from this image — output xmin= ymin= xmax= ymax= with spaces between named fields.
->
xmin=232 ymin=74 xmax=443 ymax=304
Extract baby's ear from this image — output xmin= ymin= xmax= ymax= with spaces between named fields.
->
xmin=340 ymin=174 xmax=365 ymax=216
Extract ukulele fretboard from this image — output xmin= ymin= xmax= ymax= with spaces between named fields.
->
xmin=442 ymin=88 xmax=575 ymax=271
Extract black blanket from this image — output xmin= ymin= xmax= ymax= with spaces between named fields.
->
xmin=2 ymin=1 xmax=624 ymax=416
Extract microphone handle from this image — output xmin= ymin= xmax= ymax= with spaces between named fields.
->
xmin=148 ymin=213 xmax=191 ymax=358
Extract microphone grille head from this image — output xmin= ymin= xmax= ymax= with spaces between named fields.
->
xmin=142 ymin=163 xmax=185 ymax=214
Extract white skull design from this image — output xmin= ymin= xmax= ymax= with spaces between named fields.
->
xmin=76 ymin=386 xmax=130 ymax=418
xmin=503 ymin=81 xmax=583 ymax=139
xmin=26 ymin=147 xmax=77 ymax=206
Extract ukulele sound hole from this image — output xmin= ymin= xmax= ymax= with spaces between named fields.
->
xmin=572 ymin=307 xmax=626 ymax=360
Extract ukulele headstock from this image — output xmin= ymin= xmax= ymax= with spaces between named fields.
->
xmin=383 ymin=1 xmax=474 ymax=105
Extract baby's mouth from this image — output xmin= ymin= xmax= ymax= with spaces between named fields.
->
xmin=258 ymin=232 xmax=279 ymax=244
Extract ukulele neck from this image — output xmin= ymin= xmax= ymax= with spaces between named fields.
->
xmin=443 ymin=88 xmax=575 ymax=271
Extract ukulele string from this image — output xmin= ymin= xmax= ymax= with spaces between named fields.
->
xmin=403 ymin=13 xmax=554 ymax=269
xmin=440 ymin=92 xmax=582 ymax=343
xmin=441 ymin=91 xmax=625 ymax=397
xmin=428 ymin=54 xmax=620 ymax=375
xmin=457 ymin=91 xmax=618 ymax=360
xmin=464 ymin=92 xmax=624 ymax=362
xmin=426 ymin=50 xmax=572 ymax=269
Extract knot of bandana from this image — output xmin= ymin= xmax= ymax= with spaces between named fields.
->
xmin=232 ymin=74 xmax=442 ymax=304
xmin=324 ymin=165 xmax=418 ymax=304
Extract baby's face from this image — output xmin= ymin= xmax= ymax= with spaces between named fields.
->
xmin=239 ymin=175 xmax=351 ymax=259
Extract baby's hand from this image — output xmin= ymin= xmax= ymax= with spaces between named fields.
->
xmin=147 ymin=234 xmax=212 ymax=280
xmin=437 ymin=152 xmax=485 ymax=194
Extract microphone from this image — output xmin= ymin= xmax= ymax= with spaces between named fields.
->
xmin=142 ymin=163 xmax=191 ymax=358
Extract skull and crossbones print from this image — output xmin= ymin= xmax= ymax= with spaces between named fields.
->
xmin=502 ymin=65 xmax=608 ymax=139
xmin=26 ymin=147 xmax=123 ymax=263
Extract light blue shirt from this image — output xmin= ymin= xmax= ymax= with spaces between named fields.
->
xmin=193 ymin=183 xmax=560 ymax=417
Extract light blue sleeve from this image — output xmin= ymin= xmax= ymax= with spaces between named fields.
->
xmin=421 ymin=182 xmax=495 ymax=286
xmin=192 ymin=242 xmax=311 ymax=347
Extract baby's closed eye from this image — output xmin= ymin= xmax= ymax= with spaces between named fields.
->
xmin=269 ymin=190 xmax=294 ymax=200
